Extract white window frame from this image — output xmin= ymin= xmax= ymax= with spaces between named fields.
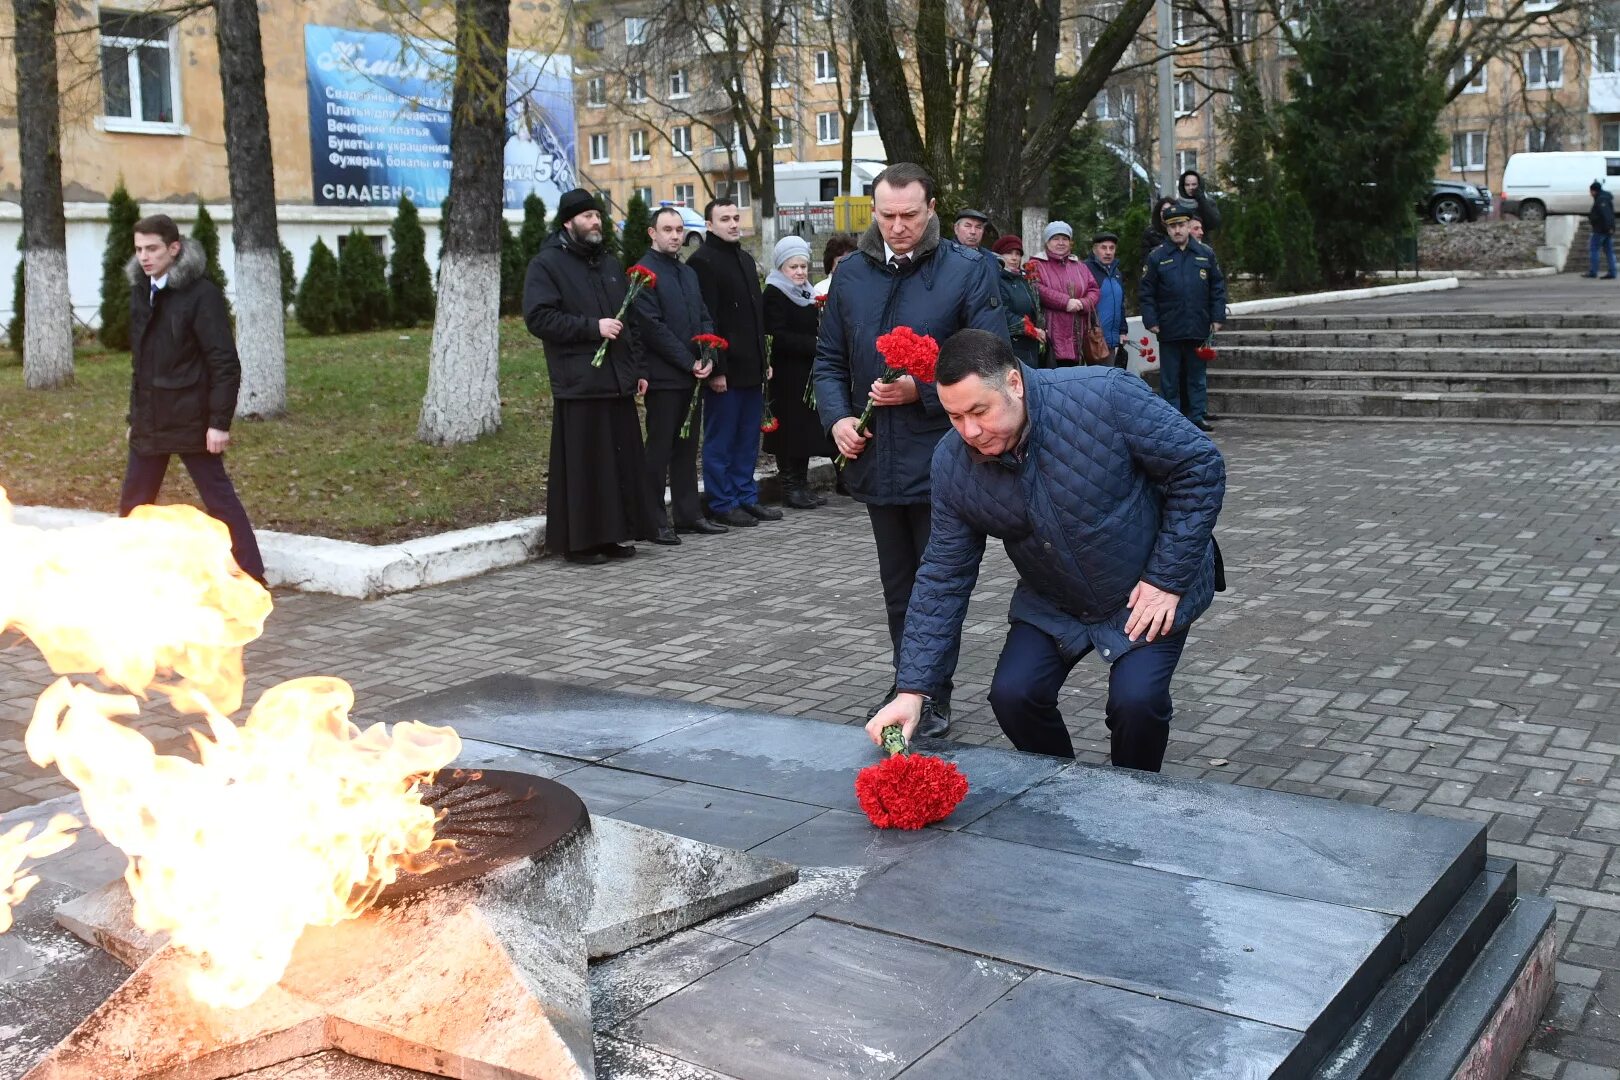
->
xmin=585 ymin=20 xmax=605 ymax=48
xmin=625 ymin=17 xmax=649 ymax=45
xmin=671 ymin=124 xmax=693 ymax=155
xmin=774 ymin=115 xmax=793 ymax=147
xmin=590 ymin=132 xmax=611 ymax=164
xmin=1450 ymin=0 xmax=1485 ymax=19
xmin=1597 ymin=31 xmax=1620 ymax=75
xmin=1175 ymin=148 xmax=1198 ymax=174
xmin=815 ymin=50 xmax=836 ymax=82
xmin=1525 ymin=127 xmax=1561 ymax=152
xmin=976 ymin=28 xmax=992 ymax=66
xmin=816 ymin=111 xmax=840 ymax=143
xmin=1523 ymin=0 xmax=1557 ymax=10
xmin=634 ymin=186 xmax=654 ymax=206
xmin=1457 ymin=54 xmax=1487 ymax=93
xmin=1171 ymin=5 xmax=1191 ymax=45
xmin=1234 ymin=5 xmax=1256 ymax=43
xmin=1451 ymin=130 xmax=1486 ymax=170
xmin=586 ymin=76 xmax=606 ymax=107
xmin=853 ymin=97 xmax=877 ymax=134
xmin=673 ymin=183 xmax=696 ymax=208
xmin=669 ymin=68 xmax=690 ymax=97
xmin=771 ymin=55 xmax=792 ymax=88
xmin=1524 ymin=46 xmax=1563 ymax=89
xmin=1173 ymin=74 xmax=1197 ymax=116
xmin=811 ymin=0 xmax=831 ymax=17
xmin=722 ymin=178 xmax=752 ymax=209
xmin=630 ymin=129 xmax=650 ymax=160
xmin=97 ymin=10 xmax=187 ymax=134
xmin=627 ymin=72 xmax=647 ymax=102
xmin=1603 ymin=121 xmax=1620 ymax=153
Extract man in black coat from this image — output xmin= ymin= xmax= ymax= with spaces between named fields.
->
xmin=814 ymin=161 xmax=1010 ymax=736
xmin=523 ymin=188 xmax=653 ymax=565
xmin=121 ymin=214 xmax=264 ymax=586
xmin=1583 ymin=181 xmax=1616 ymax=279
xmin=686 ymin=197 xmax=781 ymax=528
xmin=632 ymin=206 xmax=728 ymax=544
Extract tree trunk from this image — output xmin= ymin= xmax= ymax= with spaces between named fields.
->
xmin=12 ymin=0 xmax=74 ymax=390
xmin=847 ymin=0 xmax=926 ymax=166
xmin=1020 ymin=0 xmax=1061 ymax=247
xmin=914 ymin=0 xmax=954 ymax=184
xmin=215 ymin=0 xmax=287 ymax=419
xmin=978 ymin=0 xmax=1041 ymax=229
xmin=418 ymin=0 xmax=509 ymax=445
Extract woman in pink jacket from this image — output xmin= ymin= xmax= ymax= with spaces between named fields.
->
xmin=1029 ymin=220 xmax=1100 ymax=367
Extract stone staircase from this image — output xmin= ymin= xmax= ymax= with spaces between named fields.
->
xmin=1207 ymin=311 xmax=1620 ymax=423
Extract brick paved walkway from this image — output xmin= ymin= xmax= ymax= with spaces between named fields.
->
xmin=3 ymin=418 xmax=1618 ymax=1078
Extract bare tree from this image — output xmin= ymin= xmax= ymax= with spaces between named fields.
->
xmin=10 ymin=0 xmax=74 ymax=389
xmin=214 ymin=0 xmax=287 ymax=418
xmin=418 ymin=0 xmax=509 ymax=445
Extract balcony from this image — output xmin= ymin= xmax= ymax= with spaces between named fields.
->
xmin=1591 ymin=71 xmax=1620 ymax=114
xmin=702 ymin=145 xmax=745 ymax=174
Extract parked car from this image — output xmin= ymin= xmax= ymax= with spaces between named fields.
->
xmin=1500 ymin=152 xmax=1620 ymax=221
xmin=1422 ymin=180 xmax=1493 ymax=224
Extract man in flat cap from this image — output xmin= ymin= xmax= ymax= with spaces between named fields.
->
xmin=953 ymin=208 xmax=989 ymax=250
xmin=1084 ymin=230 xmax=1129 ymax=369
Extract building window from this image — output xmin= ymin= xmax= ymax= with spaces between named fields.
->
xmin=671 ymin=124 xmax=693 ymax=154
xmin=670 ymin=68 xmax=690 ymax=97
xmin=1524 ymin=47 xmax=1562 ymax=89
xmin=721 ymin=179 xmax=752 ymax=208
xmin=1451 ymin=130 xmax=1486 ymax=170
xmin=812 ymin=0 xmax=831 ymax=17
xmin=1077 ymin=4 xmax=1121 ymax=59
xmin=771 ymin=55 xmax=791 ymax=88
xmin=627 ymin=72 xmax=647 ymax=102
xmin=586 ymin=76 xmax=606 ymax=107
xmin=975 ymin=28 xmax=993 ymax=66
xmin=1523 ymin=0 xmax=1557 ymax=9
xmin=99 ymin=11 xmax=180 ymax=129
xmin=590 ymin=132 xmax=610 ymax=164
xmin=854 ymin=97 xmax=877 ymax=133
xmin=1175 ymin=148 xmax=1198 ymax=174
xmin=1456 ymin=55 xmax=1486 ymax=93
xmin=1173 ymin=74 xmax=1197 ymax=116
xmin=819 ymin=177 xmax=840 ymax=200
xmin=816 ymin=111 xmax=840 ymax=143
xmin=774 ymin=115 xmax=793 ymax=147
xmin=630 ymin=129 xmax=650 ymax=160
xmin=1095 ymin=86 xmax=1136 ymax=120
xmin=815 ymin=50 xmax=836 ymax=82
xmin=673 ymin=183 xmax=695 ymax=207
xmin=1598 ymin=31 xmax=1620 ymax=75
xmin=1525 ymin=126 xmax=1564 ymax=151
xmin=625 ymin=17 xmax=649 ymax=45
xmin=585 ymin=20 xmax=605 ymax=48
xmin=1450 ymin=0 xmax=1484 ymax=18
xmin=634 ymin=186 xmax=654 ymax=206
xmin=1604 ymin=122 xmax=1620 ymax=153
xmin=1171 ymin=5 xmax=1191 ymax=45
xmin=1233 ymin=5 xmax=1256 ymax=43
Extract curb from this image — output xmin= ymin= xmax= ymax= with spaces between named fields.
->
xmin=11 ymin=459 xmax=840 ymax=600
xmin=1225 ymin=277 xmax=1459 ymax=315
xmin=1367 ymin=268 xmax=1558 ymax=280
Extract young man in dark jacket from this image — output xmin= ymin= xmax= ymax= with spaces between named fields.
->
xmin=867 ymin=329 xmax=1224 ymax=771
xmin=632 ymin=207 xmax=727 ymax=545
xmin=1139 ymin=200 xmax=1227 ymax=432
xmin=121 ymin=214 xmax=265 ymax=586
xmin=814 ymin=161 xmax=1010 ymax=737
xmin=523 ymin=188 xmax=652 ymax=565
xmin=686 ymin=197 xmax=780 ymax=528
xmin=1583 ymin=181 xmax=1616 ymax=279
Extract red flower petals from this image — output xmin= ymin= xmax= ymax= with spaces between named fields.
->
xmin=627 ymin=266 xmax=658 ymax=289
xmin=1022 ymin=316 xmax=1039 ymax=339
xmin=855 ymin=752 xmax=970 ymax=830
xmin=875 ymin=326 xmax=940 ymax=383
xmin=691 ymin=333 xmax=729 ymax=350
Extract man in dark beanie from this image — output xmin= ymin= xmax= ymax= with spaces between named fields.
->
xmin=523 ymin=188 xmax=654 ymax=565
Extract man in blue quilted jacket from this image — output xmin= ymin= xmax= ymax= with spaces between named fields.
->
xmin=815 ymin=162 xmax=1010 ymax=739
xmin=865 ymin=329 xmax=1225 ymax=770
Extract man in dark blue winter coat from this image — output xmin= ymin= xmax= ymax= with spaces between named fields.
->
xmin=1583 ymin=181 xmax=1616 ymax=279
xmin=867 ymin=329 xmax=1225 ymax=771
xmin=815 ymin=162 xmax=1010 ymax=738
xmin=1140 ymin=199 xmax=1227 ymax=432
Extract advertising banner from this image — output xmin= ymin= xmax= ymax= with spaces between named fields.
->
xmin=304 ymin=24 xmax=576 ymax=210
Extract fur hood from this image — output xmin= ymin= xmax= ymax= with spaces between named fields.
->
xmin=125 ymin=237 xmax=208 ymax=289
xmin=857 ymin=212 xmax=941 ymax=265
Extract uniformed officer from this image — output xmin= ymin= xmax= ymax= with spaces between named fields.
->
xmin=1139 ymin=199 xmax=1227 ymax=432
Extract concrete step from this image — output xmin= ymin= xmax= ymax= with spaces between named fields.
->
xmin=1213 ymin=369 xmax=1620 ymax=395
xmin=1205 ymin=387 xmax=1620 ymax=422
xmin=1218 ymin=328 xmax=1620 ymax=349
xmin=1224 ymin=312 xmax=1620 ymax=331
xmin=1211 ymin=346 xmax=1620 ymax=374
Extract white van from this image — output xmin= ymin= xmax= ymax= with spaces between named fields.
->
xmin=1501 ymin=152 xmax=1620 ymax=220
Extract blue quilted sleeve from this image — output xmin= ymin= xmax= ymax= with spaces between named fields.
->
xmin=813 ymin=271 xmax=857 ymax=434
xmin=896 ymin=446 xmax=988 ymax=695
xmin=1106 ymin=371 xmax=1225 ymax=594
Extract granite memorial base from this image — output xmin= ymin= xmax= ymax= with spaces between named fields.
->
xmin=1 ymin=676 xmax=1554 ymax=1080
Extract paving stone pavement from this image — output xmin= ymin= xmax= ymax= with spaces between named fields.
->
xmin=2 ymin=418 xmax=1618 ymax=1079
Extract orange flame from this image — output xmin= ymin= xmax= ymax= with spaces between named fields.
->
xmin=0 ymin=812 xmax=80 ymax=932
xmin=1 ymin=488 xmax=461 ymax=1008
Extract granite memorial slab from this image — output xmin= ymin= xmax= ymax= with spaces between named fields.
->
xmin=615 ymin=918 xmax=1027 ymax=1080
xmin=902 ymin=971 xmax=1310 ymax=1080
xmin=450 ymin=738 xmax=584 ymax=779
xmin=589 ymin=929 xmax=754 ymax=1027
xmin=965 ymin=765 xmax=1485 ymax=951
xmin=555 ymin=766 xmax=685 ymax=816
xmin=820 ymin=830 xmax=1400 ymax=1035
xmin=608 ymin=781 xmax=825 ymax=851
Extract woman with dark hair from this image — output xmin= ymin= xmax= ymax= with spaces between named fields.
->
xmin=990 ymin=234 xmax=1045 ymax=368
xmin=1178 ymin=171 xmax=1222 ymax=234
xmin=813 ymin=232 xmax=859 ymax=298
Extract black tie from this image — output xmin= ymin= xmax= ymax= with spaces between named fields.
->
xmin=149 ymin=282 xmax=158 ymax=307
xmin=889 ymin=253 xmax=911 ymax=272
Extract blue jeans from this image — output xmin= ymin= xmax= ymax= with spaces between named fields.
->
xmin=1157 ymin=340 xmax=1208 ymax=422
xmin=119 ymin=449 xmax=266 ymax=583
xmin=701 ymin=385 xmax=762 ymax=515
xmin=1590 ymin=232 xmax=1617 ymax=277
xmin=987 ymin=620 xmax=1188 ymax=770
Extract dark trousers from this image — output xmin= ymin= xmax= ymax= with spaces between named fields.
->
xmin=988 ymin=620 xmax=1187 ymax=770
xmin=866 ymin=502 xmax=955 ymax=706
xmin=777 ymin=454 xmax=809 ymax=492
xmin=702 ymin=385 xmax=762 ymax=515
xmin=1157 ymin=339 xmax=1208 ymax=422
xmin=644 ymin=388 xmax=703 ymax=529
xmin=1590 ymin=232 xmax=1617 ymax=276
xmin=119 ymin=449 xmax=266 ymax=584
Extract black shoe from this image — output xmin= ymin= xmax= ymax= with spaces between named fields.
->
xmin=677 ymin=519 xmax=728 ymax=535
xmin=1193 ymin=418 xmax=1215 ymax=432
xmin=813 ymin=490 xmax=829 ymax=506
xmin=1202 ymin=411 xmax=1221 ymax=422
xmin=914 ymin=698 xmax=951 ymax=739
xmin=1604 ymin=274 xmax=1618 ymax=280
xmin=715 ymin=507 xmax=758 ymax=528
xmin=600 ymin=543 xmax=637 ymax=560
xmin=564 ymin=551 xmax=608 ymax=566
xmin=784 ymin=488 xmax=819 ymax=510
xmin=652 ymin=527 xmax=681 ymax=546
xmin=742 ymin=503 xmax=784 ymax=521
xmin=1582 ymin=272 xmax=1599 ymax=278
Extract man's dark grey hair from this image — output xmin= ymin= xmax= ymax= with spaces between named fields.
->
xmin=651 ymin=205 xmax=686 ymax=228
xmin=873 ymin=162 xmax=936 ymax=203
xmin=936 ymin=329 xmax=1018 ymax=388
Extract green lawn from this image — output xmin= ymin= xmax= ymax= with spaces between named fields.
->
xmin=0 ymin=320 xmax=554 ymax=544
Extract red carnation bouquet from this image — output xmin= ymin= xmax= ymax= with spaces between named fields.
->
xmin=681 ymin=333 xmax=728 ymax=439
xmin=1195 ymin=338 xmax=1217 ymax=362
xmin=1022 ymin=258 xmax=1041 ymax=284
xmin=760 ymin=334 xmax=780 ymax=434
xmin=1022 ymin=315 xmax=1040 ymax=339
xmin=814 ymin=293 xmax=828 ymax=309
xmin=834 ymin=326 xmax=940 ymax=469
xmin=855 ymin=724 xmax=970 ymax=830
xmin=592 ymin=265 xmax=657 ymax=367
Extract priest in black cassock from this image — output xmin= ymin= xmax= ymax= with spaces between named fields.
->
xmin=523 ymin=189 xmax=654 ymax=565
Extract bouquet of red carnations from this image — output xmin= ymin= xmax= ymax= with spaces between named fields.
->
xmin=760 ymin=334 xmax=780 ymax=433
xmin=834 ymin=326 xmax=940 ymax=469
xmin=855 ymin=724 xmax=970 ymax=830
xmin=681 ymin=334 xmax=728 ymax=439
xmin=592 ymin=265 xmax=657 ymax=367
xmin=1196 ymin=338 xmax=1217 ymax=362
